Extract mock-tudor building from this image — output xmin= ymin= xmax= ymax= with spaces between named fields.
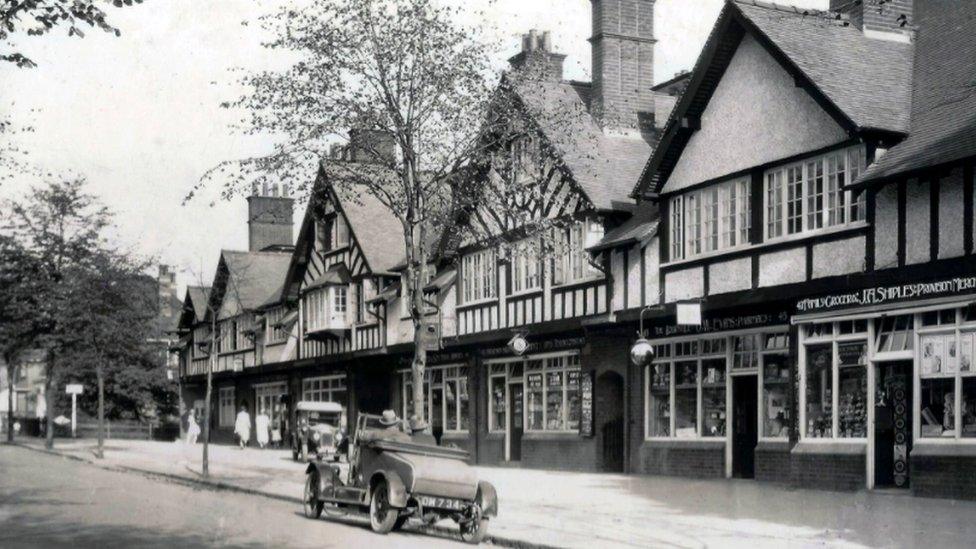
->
xmin=177 ymin=0 xmax=976 ymax=501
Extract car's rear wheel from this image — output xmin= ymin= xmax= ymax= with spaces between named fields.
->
xmin=369 ymin=480 xmax=399 ymax=534
xmin=303 ymin=474 xmax=323 ymax=519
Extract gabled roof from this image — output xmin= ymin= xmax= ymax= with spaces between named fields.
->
xmin=186 ymin=286 xmax=210 ymax=322
xmin=305 ymin=264 xmax=352 ymax=292
xmin=512 ymin=79 xmax=653 ymax=211
xmin=331 ymin=171 xmax=406 ymax=275
xmin=211 ymin=250 xmax=291 ymax=320
xmin=635 ymin=0 xmax=914 ymax=197
xmin=589 ymin=204 xmax=660 ymax=253
xmin=858 ymin=1 xmax=976 ymax=185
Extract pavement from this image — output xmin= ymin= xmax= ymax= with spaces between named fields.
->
xmin=0 ymin=445 xmax=465 ymax=549
xmin=9 ymin=436 xmax=976 ymax=548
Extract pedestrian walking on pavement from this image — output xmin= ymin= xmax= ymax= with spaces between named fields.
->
xmin=186 ymin=410 xmax=201 ymax=445
xmin=234 ymin=406 xmax=251 ymax=449
xmin=255 ymin=409 xmax=270 ymax=449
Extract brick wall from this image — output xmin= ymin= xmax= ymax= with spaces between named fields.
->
xmin=912 ymin=454 xmax=976 ymax=500
xmin=861 ymin=0 xmax=913 ymax=34
xmin=522 ymin=437 xmax=598 ymax=471
xmin=792 ymin=452 xmax=865 ymax=491
xmin=755 ymin=443 xmax=791 ymax=483
xmin=591 ymin=0 xmax=655 ymax=127
xmin=638 ymin=441 xmax=725 ymax=478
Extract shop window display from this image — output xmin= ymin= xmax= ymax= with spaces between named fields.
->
xmin=545 ymin=371 xmax=565 ymax=430
xmin=675 ymin=362 xmax=698 ymax=437
xmin=962 ymin=377 xmax=976 ymax=438
xmin=762 ymin=355 xmax=790 ymax=438
xmin=526 ymin=370 xmax=544 ymax=431
xmin=647 ymin=363 xmax=670 ymax=437
xmin=567 ymin=370 xmax=581 ymax=431
xmin=806 ymin=344 xmax=833 ymax=437
xmin=920 ymin=377 xmax=955 ymax=437
xmin=837 ymin=342 xmax=867 ymax=438
xmin=489 ymin=375 xmax=506 ymax=432
xmin=702 ymin=358 xmax=727 ymax=437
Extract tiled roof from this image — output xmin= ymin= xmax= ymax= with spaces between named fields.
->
xmin=858 ymin=1 xmax=976 ymax=184
xmin=305 ymin=264 xmax=352 ymax=292
xmin=512 ymin=79 xmax=653 ymax=211
xmin=636 ymin=0 xmax=914 ymax=197
xmin=324 ymin=163 xmax=407 ymax=274
xmin=589 ymin=204 xmax=660 ymax=252
xmin=215 ymin=250 xmax=292 ymax=319
xmin=186 ymin=286 xmax=210 ymax=322
xmin=735 ymin=1 xmax=913 ymax=133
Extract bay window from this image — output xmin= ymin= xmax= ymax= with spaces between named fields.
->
xmin=461 ymin=248 xmax=497 ymax=303
xmin=765 ymin=145 xmax=867 ymax=240
xmin=670 ymin=177 xmax=750 ymax=261
xmin=304 ymin=286 xmax=350 ymax=332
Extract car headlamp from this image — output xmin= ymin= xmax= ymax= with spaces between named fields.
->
xmin=312 ymin=432 xmax=320 ymax=442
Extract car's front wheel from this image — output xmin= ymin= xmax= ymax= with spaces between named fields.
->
xmin=369 ymin=480 xmax=399 ymax=534
xmin=460 ymin=506 xmax=489 ymax=544
xmin=303 ymin=474 xmax=323 ymax=519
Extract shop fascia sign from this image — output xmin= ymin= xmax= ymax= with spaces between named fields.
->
xmin=481 ymin=336 xmax=587 ymax=357
xmin=796 ymin=275 xmax=976 ymax=314
xmin=648 ymin=311 xmax=789 ymax=338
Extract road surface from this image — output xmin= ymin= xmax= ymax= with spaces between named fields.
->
xmin=0 ymin=445 xmax=468 ymax=548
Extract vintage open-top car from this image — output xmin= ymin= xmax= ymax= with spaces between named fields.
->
xmin=291 ymin=401 xmax=345 ymax=462
xmin=302 ymin=411 xmax=498 ymax=543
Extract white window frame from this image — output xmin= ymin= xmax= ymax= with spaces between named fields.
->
xmin=331 ymin=286 xmax=347 ymax=314
xmin=914 ymin=308 xmax=976 ymax=442
xmin=524 ymin=354 xmax=581 ymax=433
xmin=798 ymin=321 xmax=870 ymax=441
xmin=553 ymin=221 xmax=603 ymax=286
xmin=461 ymin=248 xmax=497 ymax=304
xmin=670 ymin=177 xmax=750 ymax=261
xmin=511 ymin=245 xmax=542 ymax=295
xmin=764 ymin=145 xmax=867 ymax=241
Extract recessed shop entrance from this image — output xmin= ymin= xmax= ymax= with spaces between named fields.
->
xmin=732 ymin=375 xmax=758 ymax=478
xmin=597 ymin=372 xmax=624 ymax=472
xmin=874 ymin=361 xmax=913 ymax=488
xmin=507 ymin=381 xmax=524 ymax=462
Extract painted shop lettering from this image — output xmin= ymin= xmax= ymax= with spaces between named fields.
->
xmin=797 ymin=276 xmax=976 ymax=313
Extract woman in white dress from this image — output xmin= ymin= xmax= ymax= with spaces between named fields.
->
xmin=234 ymin=406 xmax=251 ymax=449
xmin=186 ymin=410 xmax=201 ymax=445
xmin=255 ymin=409 xmax=270 ymax=449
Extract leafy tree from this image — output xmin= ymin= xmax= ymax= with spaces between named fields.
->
xmin=5 ymin=177 xmax=111 ymax=448
xmin=198 ymin=0 xmax=588 ymax=425
xmin=1 ymin=0 xmax=143 ymax=68
xmin=0 ymin=230 xmax=48 ymax=442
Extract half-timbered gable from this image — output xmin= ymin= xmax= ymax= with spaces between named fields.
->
xmin=282 ymin=161 xmax=409 ymax=359
xmin=634 ymin=0 xmax=914 ymax=307
xmin=178 ymin=285 xmax=211 ymax=377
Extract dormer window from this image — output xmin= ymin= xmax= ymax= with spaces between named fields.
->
xmin=315 ymin=215 xmax=351 ymax=252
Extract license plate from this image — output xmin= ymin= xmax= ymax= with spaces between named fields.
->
xmin=418 ymin=495 xmax=465 ymax=511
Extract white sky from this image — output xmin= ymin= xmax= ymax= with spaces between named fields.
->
xmin=0 ymin=0 xmax=825 ymax=292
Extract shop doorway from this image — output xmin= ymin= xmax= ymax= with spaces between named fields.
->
xmin=597 ymin=371 xmax=625 ymax=472
xmin=507 ymin=382 xmax=524 ymax=462
xmin=875 ymin=361 xmax=913 ymax=488
xmin=732 ymin=375 xmax=758 ymax=479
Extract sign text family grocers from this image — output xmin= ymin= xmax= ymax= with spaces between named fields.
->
xmin=796 ymin=276 xmax=976 ymax=314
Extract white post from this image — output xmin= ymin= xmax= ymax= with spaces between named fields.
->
xmin=71 ymin=393 xmax=77 ymax=438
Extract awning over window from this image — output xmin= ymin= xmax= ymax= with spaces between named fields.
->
xmin=304 ymin=264 xmax=352 ymax=292
xmin=367 ymin=280 xmax=401 ymax=304
xmin=424 ymin=269 xmax=456 ymax=293
xmin=274 ymin=309 xmax=299 ymax=329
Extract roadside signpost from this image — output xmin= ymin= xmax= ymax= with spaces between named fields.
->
xmin=65 ymin=384 xmax=84 ymax=437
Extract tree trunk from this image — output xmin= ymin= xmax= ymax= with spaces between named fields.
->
xmin=201 ymin=331 xmax=215 ymax=478
xmin=96 ymin=363 xmax=104 ymax=459
xmin=44 ymin=358 xmax=54 ymax=450
xmin=5 ymin=357 xmax=14 ymax=443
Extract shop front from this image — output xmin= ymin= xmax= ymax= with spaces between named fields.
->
xmin=639 ymin=315 xmax=794 ymax=481
xmin=793 ymin=275 xmax=976 ymax=498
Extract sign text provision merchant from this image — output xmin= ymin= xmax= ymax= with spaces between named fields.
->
xmin=797 ymin=276 xmax=976 ymax=313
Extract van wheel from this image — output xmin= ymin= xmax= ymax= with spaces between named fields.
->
xmin=303 ymin=474 xmax=323 ymax=519
xmin=369 ymin=481 xmax=398 ymax=534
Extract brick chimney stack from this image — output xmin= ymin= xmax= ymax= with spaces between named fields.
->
xmin=830 ymin=0 xmax=913 ymax=40
xmin=589 ymin=0 xmax=656 ymax=132
xmin=508 ymin=29 xmax=567 ymax=81
xmin=157 ymin=264 xmax=177 ymax=318
xmin=248 ymin=183 xmax=294 ymax=252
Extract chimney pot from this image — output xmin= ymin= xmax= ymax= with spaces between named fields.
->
xmin=542 ymin=31 xmax=553 ymax=52
xmin=528 ymin=29 xmax=538 ymax=51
